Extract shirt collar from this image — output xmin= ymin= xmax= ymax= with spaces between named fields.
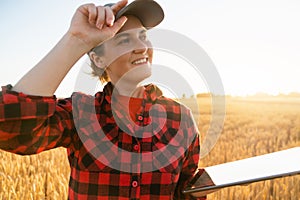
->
xmin=103 ymin=82 xmax=163 ymax=104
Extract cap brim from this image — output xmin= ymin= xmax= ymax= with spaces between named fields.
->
xmin=116 ymin=0 xmax=164 ymax=29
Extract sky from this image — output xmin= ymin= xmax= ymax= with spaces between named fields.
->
xmin=0 ymin=0 xmax=300 ymax=97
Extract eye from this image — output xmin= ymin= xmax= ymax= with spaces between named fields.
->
xmin=140 ymin=33 xmax=148 ymax=41
xmin=118 ymin=38 xmax=130 ymax=45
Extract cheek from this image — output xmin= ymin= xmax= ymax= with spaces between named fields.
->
xmin=114 ymin=55 xmax=133 ymax=76
xmin=104 ymin=43 xmax=131 ymax=66
xmin=111 ymin=52 xmax=130 ymax=64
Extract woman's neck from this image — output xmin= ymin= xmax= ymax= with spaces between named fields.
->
xmin=113 ymin=81 xmax=145 ymax=98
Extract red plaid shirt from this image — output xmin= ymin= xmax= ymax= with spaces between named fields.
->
xmin=0 ymin=83 xmax=206 ymax=200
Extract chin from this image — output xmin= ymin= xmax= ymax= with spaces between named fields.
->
xmin=117 ymin=65 xmax=152 ymax=85
xmin=138 ymin=66 xmax=152 ymax=81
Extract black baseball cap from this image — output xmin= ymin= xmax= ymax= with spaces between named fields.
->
xmin=106 ymin=0 xmax=164 ymax=29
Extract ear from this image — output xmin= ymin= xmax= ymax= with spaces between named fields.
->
xmin=89 ymin=51 xmax=106 ymax=69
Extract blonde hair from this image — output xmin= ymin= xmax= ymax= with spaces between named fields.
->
xmin=89 ymin=45 xmax=110 ymax=84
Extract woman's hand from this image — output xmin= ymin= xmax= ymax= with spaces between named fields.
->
xmin=13 ymin=1 xmax=129 ymax=96
xmin=68 ymin=0 xmax=128 ymax=49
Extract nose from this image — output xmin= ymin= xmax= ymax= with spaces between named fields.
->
xmin=133 ymin=39 xmax=150 ymax=54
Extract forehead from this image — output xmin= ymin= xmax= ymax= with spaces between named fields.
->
xmin=117 ymin=15 xmax=145 ymax=33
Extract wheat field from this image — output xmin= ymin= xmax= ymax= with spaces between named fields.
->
xmin=0 ymin=95 xmax=299 ymax=199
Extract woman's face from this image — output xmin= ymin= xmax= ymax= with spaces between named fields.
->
xmin=103 ymin=15 xmax=153 ymax=85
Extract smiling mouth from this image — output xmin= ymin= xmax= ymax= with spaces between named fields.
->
xmin=132 ymin=58 xmax=148 ymax=65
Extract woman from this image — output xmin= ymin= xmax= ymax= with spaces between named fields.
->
xmin=0 ymin=0 xmax=205 ymax=199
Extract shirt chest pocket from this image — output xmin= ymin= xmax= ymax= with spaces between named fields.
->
xmin=75 ymin=123 xmax=120 ymax=172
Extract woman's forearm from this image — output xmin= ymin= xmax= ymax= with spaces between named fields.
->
xmin=12 ymin=32 xmax=91 ymax=96
xmin=12 ymin=1 xmax=127 ymax=97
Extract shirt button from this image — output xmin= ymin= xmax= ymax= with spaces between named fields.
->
xmin=133 ymin=144 xmax=139 ymax=151
xmin=132 ymin=181 xmax=138 ymax=188
xmin=137 ymin=115 xmax=143 ymax=121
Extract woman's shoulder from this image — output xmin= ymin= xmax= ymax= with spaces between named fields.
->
xmin=69 ymin=91 xmax=105 ymax=105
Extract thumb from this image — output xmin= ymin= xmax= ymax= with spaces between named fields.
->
xmin=109 ymin=16 xmax=128 ymax=35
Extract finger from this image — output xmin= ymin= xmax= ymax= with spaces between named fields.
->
xmin=105 ymin=7 xmax=115 ymax=26
xmin=111 ymin=0 xmax=128 ymax=15
xmin=109 ymin=16 xmax=127 ymax=34
xmin=86 ymin=4 xmax=97 ymax=24
xmin=96 ymin=6 xmax=105 ymax=29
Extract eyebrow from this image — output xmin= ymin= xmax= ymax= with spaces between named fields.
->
xmin=139 ymin=29 xmax=147 ymax=35
xmin=114 ymin=33 xmax=130 ymax=41
xmin=113 ymin=29 xmax=147 ymax=41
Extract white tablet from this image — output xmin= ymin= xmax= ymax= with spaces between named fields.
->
xmin=182 ymin=147 xmax=300 ymax=197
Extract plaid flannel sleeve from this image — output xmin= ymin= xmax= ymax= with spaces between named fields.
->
xmin=0 ymin=85 xmax=75 ymax=155
xmin=174 ymin=109 xmax=206 ymax=200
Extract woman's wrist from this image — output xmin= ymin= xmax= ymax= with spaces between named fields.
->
xmin=63 ymin=31 xmax=95 ymax=55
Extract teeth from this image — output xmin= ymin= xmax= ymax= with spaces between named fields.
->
xmin=132 ymin=58 xmax=147 ymax=65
